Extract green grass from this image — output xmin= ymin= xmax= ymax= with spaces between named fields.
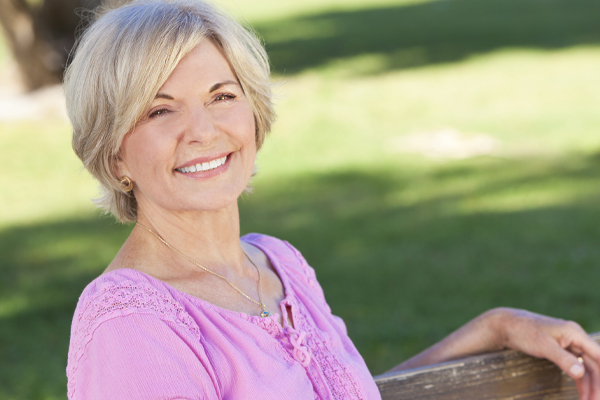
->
xmin=2 ymin=0 xmax=600 ymax=398
xmin=0 ymin=121 xmax=98 ymax=227
xmin=215 ymin=0 xmax=430 ymax=23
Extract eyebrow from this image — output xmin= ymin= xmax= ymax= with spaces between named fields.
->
xmin=209 ymin=80 xmax=239 ymax=93
xmin=154 ymin=93 xmax=174 ymax=100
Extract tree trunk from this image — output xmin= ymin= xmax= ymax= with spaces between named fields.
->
xmin=0 ymin=0 xmax=62 ymax=90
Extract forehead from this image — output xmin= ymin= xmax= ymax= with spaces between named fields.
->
xmin=158 ymin=39 xmax=237 ymax=92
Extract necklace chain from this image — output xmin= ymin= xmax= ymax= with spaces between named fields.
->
xmin=136 ymin=222 xmax=270 ymax=318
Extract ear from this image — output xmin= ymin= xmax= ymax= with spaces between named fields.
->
xmin=113 ymin=129 xmax=137 ymax=180
xmin=113 ymin=152 xmax=131 ymax=180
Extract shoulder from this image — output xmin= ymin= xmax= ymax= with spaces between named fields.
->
xmin=67 ymin=269 xmax=215 ymax=399
xmin=242 ymin=233 xmax=313 ymax=277
xmin=70 ymin=269 xmax=201 ymax=339
xmin=68 ymin=270 xmax=202 ymax=376
xmin=242 ymin=233 xmax=327 ymax=305
xmin=242 ymin=233 xmax=302 ymax=259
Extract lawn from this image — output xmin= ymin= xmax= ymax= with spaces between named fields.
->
xmin=1 ymin=0 xmax=600 ymax=398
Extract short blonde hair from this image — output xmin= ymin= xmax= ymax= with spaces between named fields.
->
xmin=64 ymin=0 xmax=274 ymax=223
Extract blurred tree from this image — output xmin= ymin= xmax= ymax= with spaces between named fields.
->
xmin=0 ymin=0 xmax=100 ymax=90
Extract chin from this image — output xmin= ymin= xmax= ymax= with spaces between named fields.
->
xmin=180 ymin=191 xmax=244 ymax=212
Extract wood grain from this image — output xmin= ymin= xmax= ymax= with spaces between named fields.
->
xmin=375 ymin=332 xmax=600 ymax=400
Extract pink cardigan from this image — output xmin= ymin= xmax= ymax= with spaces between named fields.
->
xmin=67 ymin=233 xmax=382 ymax=399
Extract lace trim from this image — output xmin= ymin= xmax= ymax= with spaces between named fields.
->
xmin=248 ymin=298 xmax=364 ymax=400
xmin=251 ymin=316 xmax=299 ymax=365
xmin=67 ymin=280 xmax=202 ymax=399
xmin=250 ymin=315 xmax=321 ymax=400
xmin=295 ymin=305 xmax=366 ymax=400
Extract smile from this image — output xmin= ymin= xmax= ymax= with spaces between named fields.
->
xmin=176 ymin=155 xmax=228 ymax=173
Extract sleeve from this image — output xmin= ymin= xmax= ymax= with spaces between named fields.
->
xmin=68 ymin=313 xmax=220 ymax=400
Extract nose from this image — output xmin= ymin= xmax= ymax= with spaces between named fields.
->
xmin=184 ymin=104 xmax=219 ymax=146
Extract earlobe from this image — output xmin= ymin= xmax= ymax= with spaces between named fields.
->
xmin=113 ymin=154 xmax=133 ymax=192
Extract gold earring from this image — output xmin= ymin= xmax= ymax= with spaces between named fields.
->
xmin=120 ymin=176 xmax=134 ymax=192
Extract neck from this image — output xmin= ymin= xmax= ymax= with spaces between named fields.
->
xmin=132 ymin=201 xmax=247 ymax=278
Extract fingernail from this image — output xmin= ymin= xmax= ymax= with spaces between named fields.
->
xmin=570 ymin=363 xmax=584 ymax=377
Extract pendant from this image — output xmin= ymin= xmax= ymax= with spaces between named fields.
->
xmin=260 ymin=311 xmax=270 ymax=318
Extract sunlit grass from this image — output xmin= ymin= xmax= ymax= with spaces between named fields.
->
xmin=257 ymin=46 xmax=600 ymax=178
xmin=0 ymin=121 xmax=97 ymax=228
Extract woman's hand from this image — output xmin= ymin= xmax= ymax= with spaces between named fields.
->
xmin=389 ymin=307 xmax=600 ymax=400
xmin=497 ymin=308 xmax=600 ymax=400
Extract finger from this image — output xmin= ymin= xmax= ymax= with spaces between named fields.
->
xmin=582 ymin=354 xmax=600 ymax=400
xmin=575 ymin=334 xmax=600 ymax=364
xmin=541 ymin=339 xmax=586 ymax=380
xmin=575 ymin=365 xmax=590 ymax=400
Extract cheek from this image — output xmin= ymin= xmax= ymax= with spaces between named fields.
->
xmin=225 ymin=103 xmax=256 ymax=144
xmin=122 ymin=130 xmax=174 ymax=176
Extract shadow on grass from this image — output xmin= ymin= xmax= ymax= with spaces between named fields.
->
xmin=3 ymin=155 xmax=600 ymax=398
xmin=255 ymin=0 xmax=600 ymax=75
xmin=241 ymin=155 xmax=600 ymax=372
xmin=0 ymin=217 xmax=131 ymax=400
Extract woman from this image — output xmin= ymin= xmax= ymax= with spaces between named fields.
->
xmin=64 ymin=0 xmax=600 ymax=399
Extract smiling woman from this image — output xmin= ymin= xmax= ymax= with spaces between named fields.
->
xmin=63 ymin=0 xmax=600 ymax=399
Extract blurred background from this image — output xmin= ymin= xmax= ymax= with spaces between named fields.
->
xmin=1 ymin=0 xmax=600 ymax=398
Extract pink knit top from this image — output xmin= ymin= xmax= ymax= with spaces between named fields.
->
xmin=67 ymin=233 xmax=382 ymax=400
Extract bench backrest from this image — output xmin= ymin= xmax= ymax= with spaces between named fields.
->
xmin=375 ymin=332 xmax=600 ymax=400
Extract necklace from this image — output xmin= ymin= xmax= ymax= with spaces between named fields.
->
xmin=136 ymin=222 xmax=271 ymax=318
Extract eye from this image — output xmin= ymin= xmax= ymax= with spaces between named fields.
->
xmin=149 ymin=108 xmax=170 ymax=118
xmin=214 ymin=93 xmax=236 ymax=102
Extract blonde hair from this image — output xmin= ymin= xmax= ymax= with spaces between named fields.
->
xmin=64 ymin=0 xmax=274 ymax=223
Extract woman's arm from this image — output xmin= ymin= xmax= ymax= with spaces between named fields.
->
xmin=388 ymin=308 xmax=600 ymax=400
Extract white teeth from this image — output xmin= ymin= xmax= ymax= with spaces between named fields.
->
xmin=177 ymin=155 xmax=228 ymax=173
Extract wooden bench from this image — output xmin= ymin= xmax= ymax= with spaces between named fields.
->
xmin=375 ymin=332 xmax=600 ymax=400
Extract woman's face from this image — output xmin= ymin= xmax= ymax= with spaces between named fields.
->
xmin=116 ymin=39 xmax=256 ymax=217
